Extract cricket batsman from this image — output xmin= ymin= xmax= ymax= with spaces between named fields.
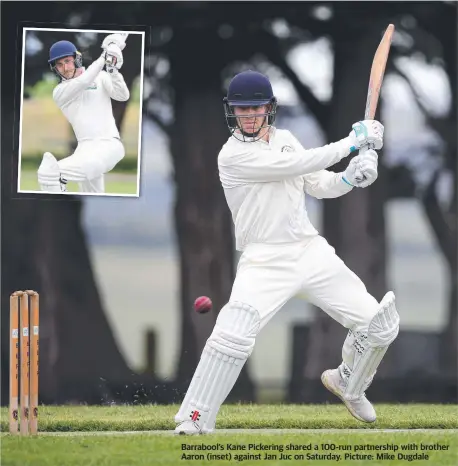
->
xmin=37 ymin=34 xmax=130 ymax=193
xmin=174 ymin=70 xmax=400 ymax=434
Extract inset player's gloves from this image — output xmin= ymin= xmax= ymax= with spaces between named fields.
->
xmin=104 ymin=44 xmax=123 ymax=75
xmin=101 ymin=33 xmax=127 ymax=51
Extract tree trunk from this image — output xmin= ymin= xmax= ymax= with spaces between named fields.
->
xmin=302 ymin=26 xmax=390 ymax=391
xmin=168 ymin=27 xmax=254 ymax=400
xmin=1 ymin=129 xmax=133 ymax=405
xmin=438 ymin=28 xmax=457 ymax=377
xmin=1 ymin=27 xmax=141 ymax=402
xmin=111 ymin=33 xmax=143 ymax=132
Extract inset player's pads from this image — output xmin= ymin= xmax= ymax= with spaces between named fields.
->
xmin=37 ymin=152 xmax=67 ymax=192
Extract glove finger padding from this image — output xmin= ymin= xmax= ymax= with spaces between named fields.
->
xmin=105 ymin=44 xmax=124 ymax=72
xmin=101 ymin=33 xmax=127 ymax=51
xmin=343 ymin=149 xmax=378 ymax=188
xmin=350 ymin=150 xmax=379 ymax=187
xmin=350 ymin=120 xmax=384 ymax=151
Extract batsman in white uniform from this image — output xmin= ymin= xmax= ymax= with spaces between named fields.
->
xmin=175 ymin=70 xmax=400 ymax=434
xmin=37 ymin=34 xmax=130 ymax=193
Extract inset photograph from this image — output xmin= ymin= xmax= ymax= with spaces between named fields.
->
xmin=18 ymin=28 xmax=145 ymax=196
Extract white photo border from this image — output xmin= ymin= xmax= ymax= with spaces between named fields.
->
xmin=17 ymin=27 xmax=146 ymax=198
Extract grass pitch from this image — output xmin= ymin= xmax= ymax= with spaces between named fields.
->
xmin=17 ymin=169 xmax=138 ymax=196
xmin=1 ymin=404 xmax=457 ymax=465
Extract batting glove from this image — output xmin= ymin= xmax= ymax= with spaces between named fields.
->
xmin=104 ymin=44 xmax=124 ymax=74
xmin=342 ymin=150 xmax=378 ymax=188
xmin=349 ymin=120 xmax=384 ymax=151
xmin=101 ymin=33 xmax=127 ymax=51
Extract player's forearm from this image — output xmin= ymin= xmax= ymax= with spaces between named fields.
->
xmin=304 ymin=171 xmax=353 ymax=199
xmin=219 ymin=137 xmax=354 ymax=184
xmin=109 ymin=72 xmax=130 ymax=101
xmin=296 ymin=137 xmax=354 ymax=175
xmin=77 ymin=55 xmax=106 ymax=86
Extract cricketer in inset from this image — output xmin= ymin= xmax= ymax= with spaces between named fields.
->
xmin=37 ymin=33 xmax=130 ymax=194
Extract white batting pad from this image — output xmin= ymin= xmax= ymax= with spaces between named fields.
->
xmin=175 ymin=301 xmax=260 ymax=432
xmin=342 ymin=291 xmax=399 ymax=400
xmin=37 ymin=152 xmax=67 ymax=192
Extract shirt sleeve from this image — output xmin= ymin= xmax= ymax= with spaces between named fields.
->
xmin=303 ymin=170 xmax=353 ymax=199
xmin=285 ymin=131 xmax=353 ymax=199
xmin=219 ymin=135 xmax=354 ymax=186
xmin=101 ymin=71 xmax=130 ymax=102
xmin=53 ymin=55 xmax=106 ymax=108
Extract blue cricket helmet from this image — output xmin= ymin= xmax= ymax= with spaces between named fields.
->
xmin=48 ymin=41 xmax=83 ymax=79
xmin=225 ymin=70 xmax=275 ymax=106
xmin=223 ymin=70 xmax=278 ymax=142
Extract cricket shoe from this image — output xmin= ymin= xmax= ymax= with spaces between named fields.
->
xmin=174 ymin=420 xmax=202 ymax=435
xmin=321 ymin=368 xmax=376 ymax=423
xmin=174 ymin=420 xmax=214 ymax=435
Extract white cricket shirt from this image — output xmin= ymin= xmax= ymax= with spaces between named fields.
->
xmin=53 ymin=55 xmax=130 ymax=142
xmin=218 ymin=127 xmax=354 ymax=251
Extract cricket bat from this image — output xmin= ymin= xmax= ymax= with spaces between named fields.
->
xmin=355 ymin=24 xmax=394 ymax=181
xmin=118 ymin=33 xmax=129 ymax=45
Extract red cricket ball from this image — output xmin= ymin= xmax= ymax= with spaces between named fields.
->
xmin=194 ymin=296 xmax=212 ymax=314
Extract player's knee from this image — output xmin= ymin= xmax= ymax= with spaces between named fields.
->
xmin=38 ymin=152 xmax=67 ymax=191
xmin=367 ymin=291 xmax=400 ymax=346
xmin=207 ymin=301 xmax=261 ymax=360
xmin=38 ymin=152 xmax=59 ymax=175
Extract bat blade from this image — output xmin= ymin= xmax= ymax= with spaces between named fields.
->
xmin=355 ymin=24 xmax=394 ymax=183
xmin=364 ymin=24 xmax=395 ymax=120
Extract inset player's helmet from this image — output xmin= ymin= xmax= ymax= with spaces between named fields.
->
xmin=48 ymin=41 xmax=83 ymax=80
xmin=223 ymin=70 xmax=277 ymax=142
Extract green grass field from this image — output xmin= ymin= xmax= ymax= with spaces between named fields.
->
xmin=18 ymin=169 xmax=138 ymax=195
xmin=1 ymin=405 xmax=457 ymax=465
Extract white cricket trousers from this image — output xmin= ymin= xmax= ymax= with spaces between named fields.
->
xmin=58 ymin=138 xmax=124 ymax=193
xmin=231 ymin=235 xmax=380 ymax=333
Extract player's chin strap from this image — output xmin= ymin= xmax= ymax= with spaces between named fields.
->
xmin=237 ymin=116 xmax=270 ymax=142
xmin=37 ymin=152 xmax=67 ymax=192
xmin=341 ymin=291 xmax=399 ymax=401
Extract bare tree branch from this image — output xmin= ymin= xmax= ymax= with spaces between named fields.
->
xmin=421 ymin=172 xmax=457 ymax=272
xmin=261 ymin=31 xmax=330 ymax=129
xmin=391 ymin=63 xmax=454 ymax=141
xmin=392 ymin=63 xmax=431 ymax=116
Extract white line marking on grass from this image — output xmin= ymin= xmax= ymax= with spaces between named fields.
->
xmin=24 ymin=428 xmax=458 ymax=437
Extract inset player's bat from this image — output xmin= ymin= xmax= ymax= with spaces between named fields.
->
xmin=355 ymin=24 xmax=394 ymax=182
xmin=117 ymin=33 xmax=129 ymax=46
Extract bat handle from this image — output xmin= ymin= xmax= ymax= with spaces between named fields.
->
xmin=354 ymin=143 xmax=374 ymax=182
xmin=358 ymin=142 xmax=374 ymax=155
